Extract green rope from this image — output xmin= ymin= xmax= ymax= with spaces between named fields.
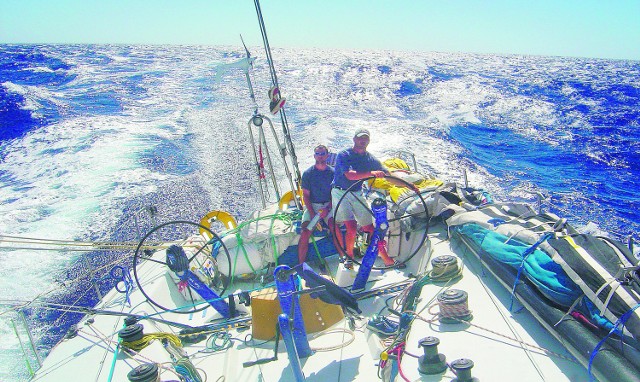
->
xmin=310 ymin=234 xmax=335 ymax=280
xmin=11 ymin=319 xmax=33 ymax=377
xmin=208 ymin=210 xmax=304 ymax=285
xmin=238 ymin=234 xmax=257 ymax=274
xmin=204 ymin=332 xmax=233 ymax=352
xmin=224 ymin=210 xmax=300 ymax=267
xmin=227 ymin=232 xmax=257 ymax=286
xmin=220 ymin=210 xmax=298 ymax=238
xmin=107 ymin=339 xmax=121 ymax=382
xmin=268 ymin=214 xmax=281 ymax=264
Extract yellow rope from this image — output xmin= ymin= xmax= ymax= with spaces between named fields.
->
xmin=121 ymin=332 xmax=182 ymax=352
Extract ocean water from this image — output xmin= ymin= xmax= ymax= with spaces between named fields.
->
xmin=0 ymin=44 xmax=639 ymax=381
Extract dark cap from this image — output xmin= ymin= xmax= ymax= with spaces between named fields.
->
xmin=354 ymin=128 xmax=370 ymax=138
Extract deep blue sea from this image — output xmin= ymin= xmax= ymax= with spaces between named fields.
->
xmin=0 ymin=44 xmax=639 ymax=381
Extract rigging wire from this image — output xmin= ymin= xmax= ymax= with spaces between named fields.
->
xmin=0 ymin=234 xmax=166 ymax=252
xmin=253 ymin=0 xmax=302 ymax=190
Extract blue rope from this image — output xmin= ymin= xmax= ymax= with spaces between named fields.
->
xmin=174 ymin=364 xmax=200 ymax=382
xmin=588 ymin=303 xmax=640 ymax=382
xmin=98 ymin=266 xmax=134 ymax=306
xmin=210 ymin=240 xmax=222 ymax=259
xmin=509 ymin=232 xmax=554 ymax=312
xmin=106 ymin=341 xmax=120 ymax=382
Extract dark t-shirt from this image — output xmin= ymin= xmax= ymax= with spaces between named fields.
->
xmin=301 ymin=165 xmax=335 ymax=203
xmin=332 ymin=148 xmax=385 ymax=189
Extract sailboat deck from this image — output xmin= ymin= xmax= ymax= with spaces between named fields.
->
xmin=32 ymin=221 xmax=590 ymax=382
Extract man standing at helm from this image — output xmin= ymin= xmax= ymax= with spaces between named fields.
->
xmin=331 ymin=128 xmax=396 ymax=267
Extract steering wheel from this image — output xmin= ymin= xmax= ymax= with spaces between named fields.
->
xmin=132 ymin=220 xmax=232 ymax=314
xmin=331 ymin=175 xmax=429 ymax=270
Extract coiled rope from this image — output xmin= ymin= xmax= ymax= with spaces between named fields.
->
xmin=163 ymin=337 xmax=203 ymax=382
xmin=308 ymin=328 xmax=355 ymax=351
xmin=434 ymin=289 xmax=472 ymax=323
xmin=121 ymin=332 xmax=182 ymax=352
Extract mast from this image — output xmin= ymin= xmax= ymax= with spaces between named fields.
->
xmin=253 ymin=0 xmax=302 ymax=192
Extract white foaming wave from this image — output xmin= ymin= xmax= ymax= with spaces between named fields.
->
xmin=287 ymin=49 xmax=568 ymax=143
xmin=577 ymin=221 xmax=611 ymax=238
xmin=273 ymin=49 xmax=407 ymax=120
xmin=583 ymin=149 xmax=629 ymax=168
xmin=179 ymin=76 xmax=262 ymax=214
xmin=291 ymin=119 xmax=340 ymax=171
xmin=110 ymin=49 xmax=261 ymax=215
xmin=424 ymin=72 xmax=562 ymax=144
xmin=21 ymin=66 xmax=55 ymax=73
xmin=1 ymin=81 xmax=66 ymax=114
xmin=275 ymin=48 xmax=528 ymax=197
xmin=419 ymin=80 xmax=486 ymax=128
xmin=0 ymin=115 xmax=175 ymax=268
xmin=256 ymin=50 xmax=462 ymax=181
xmin=0 ymin=48 xmax=219 ymax=375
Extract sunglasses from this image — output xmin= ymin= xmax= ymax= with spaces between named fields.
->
xmin=314 ymin=151 xmax=328 ymax=156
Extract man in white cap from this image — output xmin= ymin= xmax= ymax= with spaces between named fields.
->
xmin=331 ymin=128 xmax=396 ymax=268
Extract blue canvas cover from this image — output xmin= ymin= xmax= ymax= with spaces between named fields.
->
xmin=456 ymin=223 xmax=581 ymax=307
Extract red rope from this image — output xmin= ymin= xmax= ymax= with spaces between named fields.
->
xmin=258 ymin=144 xmax=266 ymax=179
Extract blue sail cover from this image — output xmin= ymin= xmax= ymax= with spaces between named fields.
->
xmin=456 ymin=223 xmax=581 ymax=307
